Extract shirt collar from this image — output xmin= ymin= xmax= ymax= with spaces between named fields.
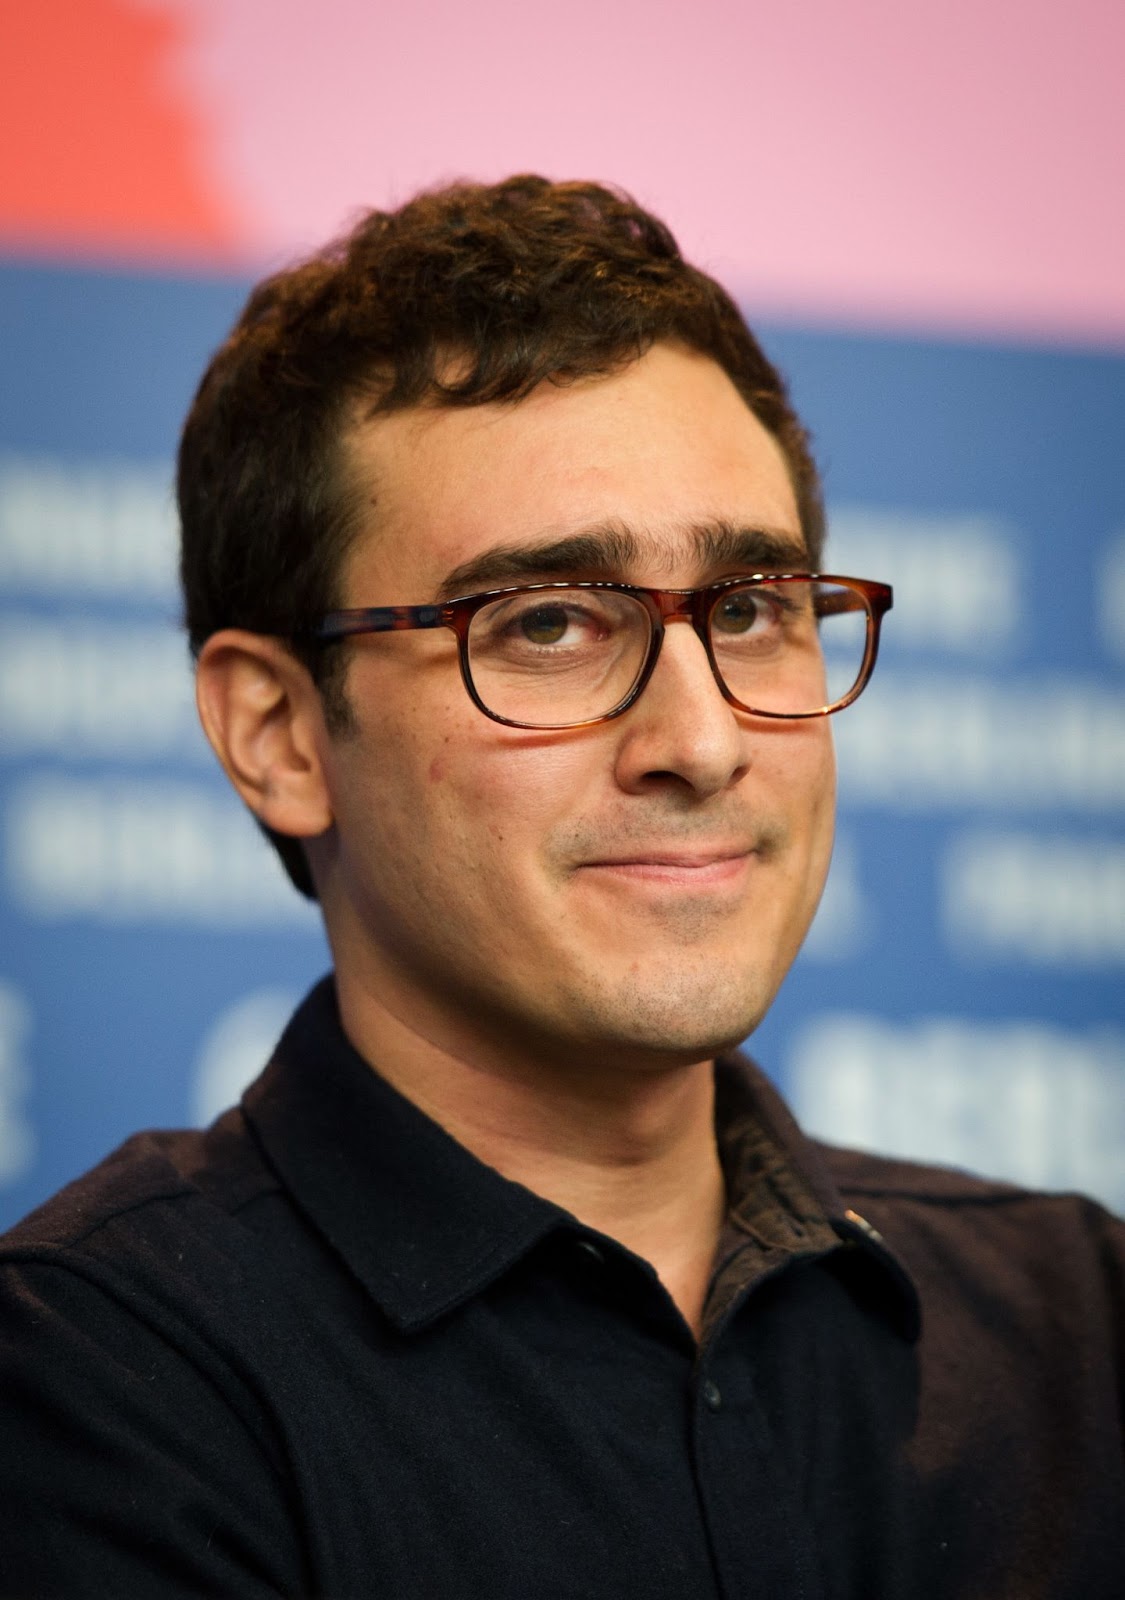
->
xmin=243 ymin=978 xmax=563 ymax=1332
xmin=244 ymin=977 xmax=919 ymax=1341
xmin=714 ymin=1056 xmax=921 ymax=1340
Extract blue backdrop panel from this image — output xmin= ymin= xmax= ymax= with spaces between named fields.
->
xmin=1 ymin=260 xmax=1122 ymax=1229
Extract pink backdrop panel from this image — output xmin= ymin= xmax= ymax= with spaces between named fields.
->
xmin=2 ymin=0 xmax=1124 ymax=337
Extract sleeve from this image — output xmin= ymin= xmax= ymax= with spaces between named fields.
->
xmin=0 ymin=1254 xmax=309 ymax=1599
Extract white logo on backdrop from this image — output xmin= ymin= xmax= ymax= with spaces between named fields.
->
xmin=944 ymin=830 xmax=1125 ymax=965
xmin=834 ymin=676 xmax=1125 ymax=811
xmin=191 ymin=990 xmax=298 ymax=1127
xmin=5 ymin=776 xmax=319 ymax=927
xmin=0 ymin=454 xmax=178 ymax=600
xmin=0 ymin=451 xmax=320 ymax=928
xmin=0 ymin=983 xmax=36 ymax=1186
xmin=788 ymin=1013 xmax=1125 ymax=1212
xmin=0 ymin=617 xmax=202 ymax=758
xmin=827 ymin=506 xmax=1021 ymax=655
xmin=1099 ymin=532 xmax=1125 ymax=661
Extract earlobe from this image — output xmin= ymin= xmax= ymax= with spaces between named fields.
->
xmin=195 ymin=630 xmax=335 ymax=840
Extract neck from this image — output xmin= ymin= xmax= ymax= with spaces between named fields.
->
xmin=335 ymin=974 xmax=727 ymax=1339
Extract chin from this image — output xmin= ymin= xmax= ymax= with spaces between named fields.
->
xmin=566 ymin=960 xmax=776 ymax=1067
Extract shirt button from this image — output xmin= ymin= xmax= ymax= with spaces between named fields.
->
xmin=702 ymin=1379 xmax=722 ymax=1413
xmin=844 ymin=1207 xmax=885 ymax=1244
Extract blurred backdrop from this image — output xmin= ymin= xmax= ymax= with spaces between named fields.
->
xmin=1 ymin=0 xmax=1122 ymax=1228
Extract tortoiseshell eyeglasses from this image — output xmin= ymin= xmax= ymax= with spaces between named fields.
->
xmin=312 ymin=574 xmax=893 ymax=731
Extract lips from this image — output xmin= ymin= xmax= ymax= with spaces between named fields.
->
xmin=587 ymin=850 xmax=748 ymax=868
xmin=557 ymin=814 xmax=784 ymax=881
xmin=575 ymin=847 xmax=756 ymax=886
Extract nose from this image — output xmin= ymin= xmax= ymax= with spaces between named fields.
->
xmin=612 ymin=615 xmax=749 ymax=799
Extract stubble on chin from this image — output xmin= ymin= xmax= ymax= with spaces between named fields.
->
xmin=555 ymin=946 xmax=774 ymax=1066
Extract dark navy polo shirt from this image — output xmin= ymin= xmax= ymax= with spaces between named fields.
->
xmin=1 ymin=977 xmax=1122 ymax=1597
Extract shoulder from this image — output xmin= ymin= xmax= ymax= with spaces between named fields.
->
xmin=0 ymin=1110 xmax=292 ymax=1387
xmin=816 ymin=1140 xmax=1125 ymax=1337
xmin=3 ymin=1108 xmax=277 ymax=1270
xmin=0 ymin=1117 xmax=309 ymax=1596
xmin=818 ymin=1136 xmax=1123 ymax=1225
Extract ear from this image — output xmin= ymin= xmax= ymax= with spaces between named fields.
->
xmin=195 ymin=630 xmax=335 ymax=840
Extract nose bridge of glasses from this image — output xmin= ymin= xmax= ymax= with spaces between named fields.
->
xmin=647 ymin=586 xmax=704 ymax=620
xmin=639 ymin=588 xmax=730 ymax=705
xmin=644 ymin=587 xmax=714 ymax=656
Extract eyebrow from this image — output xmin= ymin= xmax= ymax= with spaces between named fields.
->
xmin=435 ymin=520 xmax=808 ymax=600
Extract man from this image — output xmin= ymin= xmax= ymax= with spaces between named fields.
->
xmin=1 ymin=177 xmax=1122 ymax=1598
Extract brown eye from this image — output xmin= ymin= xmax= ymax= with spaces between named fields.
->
xmin=713 ymin=592 xmax=763 ymax=635
xmin=519 ymin=605 xmax=569 ymax=645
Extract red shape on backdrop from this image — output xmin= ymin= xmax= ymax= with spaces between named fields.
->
xmin=0 ymin=0 xmax=238 ymax=263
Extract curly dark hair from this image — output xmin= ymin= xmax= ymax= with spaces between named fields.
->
xmin=178 ymin=175 xmax=825 ymax=898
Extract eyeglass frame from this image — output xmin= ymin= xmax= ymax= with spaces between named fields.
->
xmin=310 ymin=572 xmax=894 ymax=730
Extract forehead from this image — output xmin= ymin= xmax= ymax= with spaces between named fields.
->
xmin=340 ymin=343 xmax=804 ymax=600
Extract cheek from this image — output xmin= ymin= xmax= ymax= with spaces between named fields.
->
xmin=430 ymin=733 xmax=594 ymax=855
xmin=793 ymin=732 xmax=838 ymax=916
xmin=790 ymin=718 xmax=835 ymax=809
xmin=804 ymin=730 xmax=837 ymax=840
xmin=382 ymin=683 xmax=565 ymax=852
xmin=758 ymin=724 xmax=836 ymax=885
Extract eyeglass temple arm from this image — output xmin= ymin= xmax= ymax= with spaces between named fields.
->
xmin=314 ymin=604 xmax=446 ymax=641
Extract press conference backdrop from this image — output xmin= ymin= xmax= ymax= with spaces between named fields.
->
xmin=0 ymin=259 xmax=1122 ymax=1230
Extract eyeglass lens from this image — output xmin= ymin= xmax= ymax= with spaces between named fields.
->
xmin=464 ymin=580 xmax=870 ymax=727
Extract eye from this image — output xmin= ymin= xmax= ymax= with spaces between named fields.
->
xmin=518 ymin=604 xmax=570 ymax=645
xmin=471 ymin=588 xmax=642 ymax=665
xmin=713 ymin=591 xmax=771 ymax=635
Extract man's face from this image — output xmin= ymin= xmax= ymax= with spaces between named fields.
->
xmin=313 ymin=343 xmax=835 ymax=1076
